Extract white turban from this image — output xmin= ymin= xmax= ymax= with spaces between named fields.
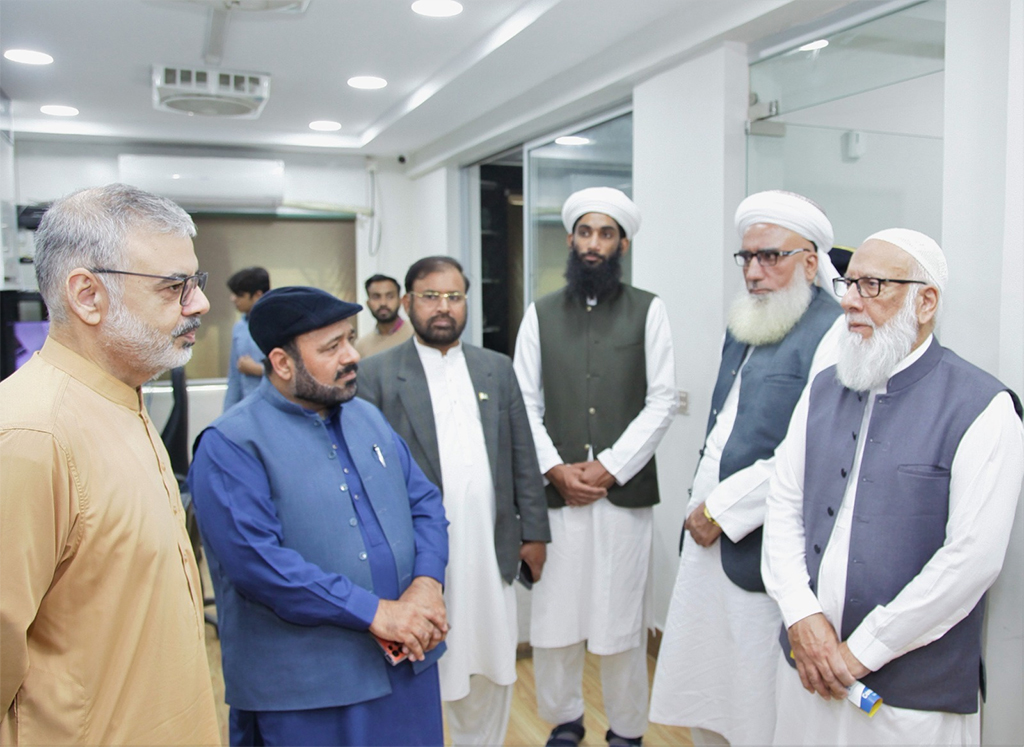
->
xmin=734 ymin=189 xmax=841 ymax=300
xmin=562 ymin=187 xmax=641 ymax=239
xmin=864 ymin=228 xmax=948 ymax=293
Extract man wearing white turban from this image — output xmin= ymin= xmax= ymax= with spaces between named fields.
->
xmin=649 ymin=189 xmax=844 ymax=746
xmin=762 ymin=229 xmax=1024 ymax=745
xmin=513 ymin=187 xmax=677 ymax=747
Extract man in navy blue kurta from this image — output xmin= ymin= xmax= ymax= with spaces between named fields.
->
xmin=189 ymin=287 xmax=449 ymax=747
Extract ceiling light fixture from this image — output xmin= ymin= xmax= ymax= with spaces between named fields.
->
xmin=555 ymin=136 xmax=590 ymax=146
xmin=40 ymin=105 xmax=79 ymax=117
xmin=4 ymin=49 xmax=54 ymax=65
xmin=347 ymin=76 xmax=387 ymax=90
xmin=798 ymin=39 xmax=829 ymax=52
xmin=411 ymin=0 xmax=463 ymax=18
xmin=309 ymin=120 xmax=342 ymax=131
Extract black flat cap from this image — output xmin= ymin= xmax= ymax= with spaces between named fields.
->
xmin=249 ymin=286 xmax=362 ymax=355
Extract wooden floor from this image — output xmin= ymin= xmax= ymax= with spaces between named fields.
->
xmin=201 ymin=555 xmax=692 ymax=746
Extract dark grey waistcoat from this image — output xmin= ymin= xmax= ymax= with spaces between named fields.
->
xmin=787 ymin=339 xmax=1021 ymax=713
xmin=706 ymin=286 xmax=840 ymax=592
xmin=535 ymin=284 xmax=658 ymax=508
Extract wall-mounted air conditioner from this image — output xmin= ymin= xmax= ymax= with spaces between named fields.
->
xmin=118 ymin=155 xmax=285 ymax=209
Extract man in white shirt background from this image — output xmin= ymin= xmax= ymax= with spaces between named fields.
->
xmin=358 ymin=256 xmax=550 ymax=746
xmin=762 ymin=229 xmax=1024 ymax=745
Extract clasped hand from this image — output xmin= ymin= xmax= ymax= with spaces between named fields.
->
xmin=369 ymin=576 xmax=448 ymax=662
xmin=787 ymin=613 xmax=869 ymax=700
xmin=546 ymin=461 xmax=615 ymax=506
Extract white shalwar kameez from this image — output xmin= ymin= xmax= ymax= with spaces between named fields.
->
xmin=513 ymin=296 xmax=677 ymax=738
xmin=649 ymin=317 xmax=842 ymax=746
xmin=763 ymin=337 xmax=1024 ymax=746
xmin=416 ymin=341 xmax=518 ymax=746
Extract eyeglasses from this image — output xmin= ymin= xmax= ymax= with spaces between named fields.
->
xmin=409 ymin=291 xmax=466 ymax=305
xmin=833 ymin=276 xmax=927 ymax=298
xmin=733 ymin=248 xmax=811 ymax=267
xmin=90 ymin=269 xmax=209 ymax=306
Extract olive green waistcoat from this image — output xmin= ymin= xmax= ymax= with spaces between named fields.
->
xmin=535 ymin=284 xmax=660 ymax=509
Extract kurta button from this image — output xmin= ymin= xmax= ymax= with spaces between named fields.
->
xmin=349 ymin=518 xmax=358 ymax=527
xmin=589 ymin=407 xmax=596 ymax=415
xmin=328 ymin=452 xmax=336 ymax=459
xmin=840 ymin=468 xmax=847 ymax=478
xmin=712 ymin=409 xmax=718 ymax=415
xmin=359 ymin=552 xmax=367 ymax=561
xmin=340 ymin=485 xmax=347 ymax=491
xmin=343 ymin=468 xmax=349 ymax=474
xmin=827 ymin=507 xmax=834 ymax=516
xmin=584 ymin=443 xmax=591 ymax=451
xmin=813 ymin=544 xmax=821 ymax=554
xmin=730 ymin=370 xmax=736 ymax=376
xmin=586 ymin=306 xmax=592 ymax=312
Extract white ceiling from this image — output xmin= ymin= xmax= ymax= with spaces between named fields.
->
xmin=0 ymin=0 xmax=875 ymax=168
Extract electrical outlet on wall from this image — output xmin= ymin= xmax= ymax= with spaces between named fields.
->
xmin=678 ymin=390 xmax=689 ymax=416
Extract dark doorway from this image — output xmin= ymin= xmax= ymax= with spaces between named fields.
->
xmin=479 ymin=162 xmax=524 ymax=356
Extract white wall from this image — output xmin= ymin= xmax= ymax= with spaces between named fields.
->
xmin=941 ymin=1 xmax=1024 ymax=743
xmin=632 ymin=42 xmax=750 ymax=629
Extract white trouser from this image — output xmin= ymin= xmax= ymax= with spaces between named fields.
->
xmin=534 ymin=642 xmax=649 ymax=739
xmin=689 ymin=727 xmax=730 ymax=746
xmin=444 ymin=674 xmax=514 ymax=747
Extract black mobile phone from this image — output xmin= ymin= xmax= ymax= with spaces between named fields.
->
xmin=516 ymin=559 xmax=534 ymax=589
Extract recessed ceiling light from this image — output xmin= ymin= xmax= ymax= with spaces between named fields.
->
xmin=309 ymin=120 xmax=342 ymax=131
xmin=347 ymin=76 xmax=387 ymax=90
xmin=411 ymin=0 xmax=463 ymax=17
xmin=798 ymin=39 xmax=829 ymax=52
xmin=555 ymin=136 xmax=591 ymax=146
xmin=40 ymin=105 xmax=78 ymax=117
xmin=4 ymin=49 xmax=53 ymax=65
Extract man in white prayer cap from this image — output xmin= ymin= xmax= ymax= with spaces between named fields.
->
xmin=513 ymin=187 xmax=677 ymax=747
xmin=762 ymin=229 xmax=1023 ymax=745
xmin=649 ymin=189 xmax=845 ymax=746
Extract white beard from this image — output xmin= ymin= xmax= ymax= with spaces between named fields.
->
xmin=103 ymin=302 xmax=198 ymax=379
xmin=727 ymin=274 xmax=813 ymax=346
xmin=835 ymin=288 xmax=920 ymax=392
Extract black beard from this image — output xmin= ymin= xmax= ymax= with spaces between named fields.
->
xmin=372 ymin=305 xmax=399 ymax=324
xmin=409 ymin=307 xmax=466 ymax=348
xmin=564 ymin=242 xmax=624 ymax=303
xmin=294 ymin=358 xmax=358 ymax=409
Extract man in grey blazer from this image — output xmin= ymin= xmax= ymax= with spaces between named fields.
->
xmin=358 ymin=256 xmax=550 ymax=746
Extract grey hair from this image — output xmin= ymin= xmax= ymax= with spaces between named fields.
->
xmin=905 ymin=255 xmax=943 ymax=324
xmin=34 ymin=183 xmax=196 ymax=324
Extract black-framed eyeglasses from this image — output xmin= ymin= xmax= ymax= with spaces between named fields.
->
xmin=90 ymin=269 xmax=209 ymax=306
xmin=409 ymin=291 xmax=466 ymax=305
xmin=733 ymin=248 xmax=811 ymax=267
xmin=833 ymin=276 xmax=926 ymax=298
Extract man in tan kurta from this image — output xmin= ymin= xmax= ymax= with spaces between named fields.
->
xmin=0 ymin=184 xmax=221 ymax=745
xmin=354 ymin=273 xmax=413 ymax=358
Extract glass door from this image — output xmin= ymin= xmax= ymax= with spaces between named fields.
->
xmin=524 ymin=110 xmax=634 ymax=303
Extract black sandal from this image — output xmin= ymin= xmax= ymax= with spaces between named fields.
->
xmin=605 ymin=728 xmax=643 ymax=746
xmin=546 ymin=716 xmax=586 ymax=747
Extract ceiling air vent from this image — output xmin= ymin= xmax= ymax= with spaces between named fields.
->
xmin=152 ymin=65 xmax=271 ymax=118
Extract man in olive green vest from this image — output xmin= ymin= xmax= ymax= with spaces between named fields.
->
xmin=513 ymin=187 xmax=677 ymax=747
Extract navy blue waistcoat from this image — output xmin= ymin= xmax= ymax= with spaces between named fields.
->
xmin=205 ymin=380 xmax=428 ymax=711
xmin=706 ymin=286 xmax=840 ymax=592
xmin=790 ymin=339 xmax=1021 ymax=713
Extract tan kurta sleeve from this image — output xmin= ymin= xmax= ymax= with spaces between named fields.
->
xmin=0 ymin=428 xmax=79 ymax=714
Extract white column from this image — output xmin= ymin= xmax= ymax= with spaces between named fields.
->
xmin=632 ymin=42 xmax=749 ymax=628
xmin=942 ymin=1 xmax=1024 ymax=743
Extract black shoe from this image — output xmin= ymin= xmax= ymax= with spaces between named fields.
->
xmin=605 ymin=728 xmax=643 ymax=746
xmin=546 ymin=716 xmax=585 ymax=747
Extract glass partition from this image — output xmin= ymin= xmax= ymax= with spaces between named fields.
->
xmin=750 ymin=1 xmax=945 ymax=116
xmin=747 ymin=0 xmax=945 ymax=249
xmin=525 ymin=112 xmax=633 ymax=302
